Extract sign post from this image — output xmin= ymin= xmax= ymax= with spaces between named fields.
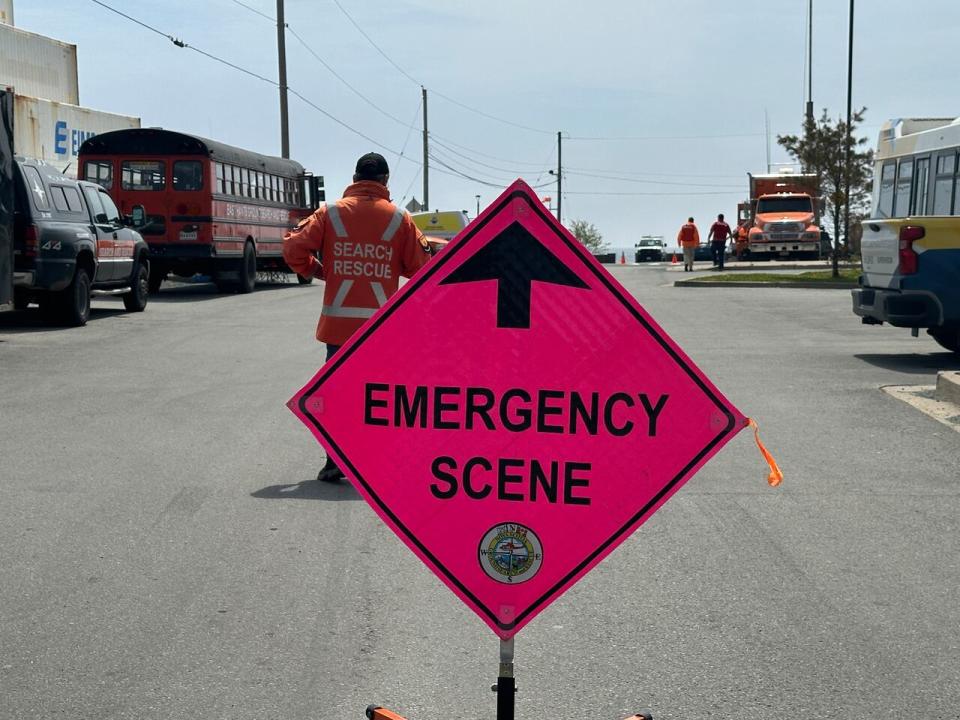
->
xmin=289 ymin=179 xmax=749 ymax=717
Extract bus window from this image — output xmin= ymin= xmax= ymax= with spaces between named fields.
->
xmin=215 ymin=162 xmax=225 ymax=194
xmin=84 ymin=160 xmax=113 ymax=190
xmin=226 ymin=165 xmax=236 ymax=196
xmin=893 ymin=158 xmax=913 ymax=217
xmin=913 ymin=157 xmax=930 ymax=215
xmin=173 ymin=160 xmax=203 ymax=191
xmin=268 ymin=175 xmax=277 ymax=202
xmin=878 ymin=162 xmax=896 ymax=218
xmin=932 ymin=153 xmax=955 ymax=215
xmin=122 ymin=161 xmax=166 ymax=191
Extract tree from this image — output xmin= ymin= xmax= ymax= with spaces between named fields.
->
xmin=778 ymin=108 xmax=874 ymax=276
xmin=568 ymin=219 xmax=607 ymax=253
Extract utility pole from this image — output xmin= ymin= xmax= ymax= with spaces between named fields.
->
xmin=764 ymin=109 xmax=771 ymax=173
xmin=556 ymin=131 xmax=562 ymax=223
xmin=422 ymin=87 xmax=429 ymax=212
xmin=276 ymin=0 xmax=289 ymax=159
xmin=806 ymin=0 xmax=814 ymax=134
xmin=841 ymin=0 xmax=854 ymax=279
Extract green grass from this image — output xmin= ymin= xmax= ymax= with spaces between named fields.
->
xmin=691 ymin=268 xmax=861 ymax=284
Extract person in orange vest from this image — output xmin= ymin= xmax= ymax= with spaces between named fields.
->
xmin=735 ymin=222 xmax=749 ymax=260
xmin=283 ymin=152 xmax=432 ymax=482
xmin=677 ymin=217 xmax=700 ymax=272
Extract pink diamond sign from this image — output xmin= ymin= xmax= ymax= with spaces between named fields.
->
xmin=288 ymin=179 xmax=747 ymax=639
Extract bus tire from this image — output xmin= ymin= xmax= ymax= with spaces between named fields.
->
xmin=929 ymin=327 xmax=960 ymax=354
xmin=57 ymin=267 xmax=91 ymax=326
xmin=239 ymin=241 xmax=257 ymax=294
xmin=123 ymin=261 xmax=150 ymax=312
xmin=296 ymin=273 xmax=313 ymax=285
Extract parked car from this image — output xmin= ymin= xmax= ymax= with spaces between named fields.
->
xmin=694 ymin=243 xmax=714 ymax=262
xmin=634 ymin=236 xmax=665 ymax=262
xmin=12 ymin=158 xmax=150 ymax=325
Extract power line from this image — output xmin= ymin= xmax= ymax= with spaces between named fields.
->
xmin=328 ymin=0 xmax=553 ymax=135
xmin=567 ymin=131 xmax=765 ymax=141
xmin=562 ymin=169 xmax=741 ymax=189
xmin=285 ymin=25 xmax=414 ymax=129
xmin=430 ymin=138 xmax=551 ymax=179
xmin=330 ymin=0 xmax=420 ymax=85
xmin=89 ymin=0 xmax=414 ymax=159
xmin=228 ymin=0 xmax=274 ymax=22
xmin=563 ymin=190 xmax=742 ymax=196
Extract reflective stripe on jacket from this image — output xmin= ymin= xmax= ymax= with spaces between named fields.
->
xmin=677 ymin=223 xmax=700 ymax=247
xmin=282 ymin=180 xmax=430 ymax=345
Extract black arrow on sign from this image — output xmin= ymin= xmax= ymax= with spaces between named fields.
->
xmin=439 ymin=221 xmax=589 ymax=329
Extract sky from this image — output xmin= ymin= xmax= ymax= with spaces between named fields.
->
xmin=14 ymin=0 xmax=960 ymax=251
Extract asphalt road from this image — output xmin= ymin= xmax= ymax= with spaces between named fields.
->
xmin=2 ymin=266 xmax=959 ymax=720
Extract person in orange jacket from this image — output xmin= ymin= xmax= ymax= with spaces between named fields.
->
xmin=735 ymin=222 xmax=749 ymax=260
xmin=283 ymin=152 xmax=432 ymax=482
xmin=677 ymin=217 xmax=700 ymax=272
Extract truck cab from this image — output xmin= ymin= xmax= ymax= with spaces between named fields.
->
xmin=744 ymin=172 xmax=823 ymax=260
xmin=11 ymin=157 xmax=150 ymax=325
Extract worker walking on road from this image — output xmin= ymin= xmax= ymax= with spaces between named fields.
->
xmin=708 ymin=213 xmax=733 ymax=270
xmin=677 ymin=217 xmax=700 ymax=272
xmin=283 ymin=152 xmax=433 ymax=483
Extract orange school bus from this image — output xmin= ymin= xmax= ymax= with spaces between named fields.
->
xmin=79 ymin=128 xmax=324 ymax=293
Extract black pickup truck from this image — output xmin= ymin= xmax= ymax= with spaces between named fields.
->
xmin=11 ymin=158 xmax=150 ymax=326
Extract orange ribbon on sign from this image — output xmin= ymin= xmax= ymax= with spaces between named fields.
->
xmin=747 ymin=418 xmax=783 ymax=487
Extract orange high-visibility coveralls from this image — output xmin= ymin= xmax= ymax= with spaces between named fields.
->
xmin=735 ymin=225 xmax=749 ymax=256
xmin=282 ymin=181 xmax=431 ymax=346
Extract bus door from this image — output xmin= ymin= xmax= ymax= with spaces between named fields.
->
xmin=300 ymin=173 xmax=325 ymax=211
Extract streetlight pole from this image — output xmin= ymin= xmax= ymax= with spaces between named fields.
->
xmin=842 ymin=0 xmax=854 ymax=279
xmin=475 ymin=194 xmax=480 ymax=218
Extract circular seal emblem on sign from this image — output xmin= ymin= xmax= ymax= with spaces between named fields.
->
xmin=479 ymin=522 xmax=543 ymax=584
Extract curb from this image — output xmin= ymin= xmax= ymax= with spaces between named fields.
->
xmin=935 ymin=371 xmax=960 ymax=406
xmin=673 ymin=280 xmax=856 ymax=289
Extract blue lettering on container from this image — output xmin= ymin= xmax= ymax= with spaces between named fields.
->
xmin=54 ymin=121 xmax=68 ymax=155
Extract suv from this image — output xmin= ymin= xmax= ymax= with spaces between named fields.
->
xmin=12 ymin=158 xmax=150 ymax=325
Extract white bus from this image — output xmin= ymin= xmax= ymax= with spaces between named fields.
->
xmin=852 ymin=117 xmax=960 ymax=353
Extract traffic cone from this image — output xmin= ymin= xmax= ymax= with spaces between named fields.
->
xmin=671 ymin=253 xmax=678 ymax=264
xmin=620 ymin=251 xmax=626 ymax=264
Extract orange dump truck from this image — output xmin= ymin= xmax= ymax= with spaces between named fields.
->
xmin=741 ymin=171 xmax=823 ymax=260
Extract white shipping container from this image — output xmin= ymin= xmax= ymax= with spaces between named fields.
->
xmin=13 ymin=94 xmax=140 ymax=178
xmin=0 ymin=23 xmax=78 ymax=104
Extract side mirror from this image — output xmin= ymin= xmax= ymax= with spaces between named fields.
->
xmin=131 ymin=205 xmax=146 ymax=228
xmin=95 ymin=212 xmax=109 ymax=225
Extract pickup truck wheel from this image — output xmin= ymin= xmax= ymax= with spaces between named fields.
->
xmin=929 ymin=327 xmax=960 ymax=354
xmin=13 ymin=294 xmax=29 ymax=311
xmin=123 ymin=262 xmax=150 ymax=312
xmin=59 ymin=267 xmax=91 ymax=326
xmin=239 ymin=242 xmax=257 ymax=294
xmin=296 ymin=273 xmax=314 ymax=285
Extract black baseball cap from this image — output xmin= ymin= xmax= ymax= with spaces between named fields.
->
xmin=355 ymin=152 xmax=390 ymax=179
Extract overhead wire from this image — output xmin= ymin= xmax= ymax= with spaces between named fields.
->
xmin=562 ymin=169 xmax=741 ymax=189
xmin=89 ymin=0 xmax=413 ymax=158
xmin=226 ymin=0 xmax=555 ymax=171
xmin=328 ymin=0 xmax=553 ymax=135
